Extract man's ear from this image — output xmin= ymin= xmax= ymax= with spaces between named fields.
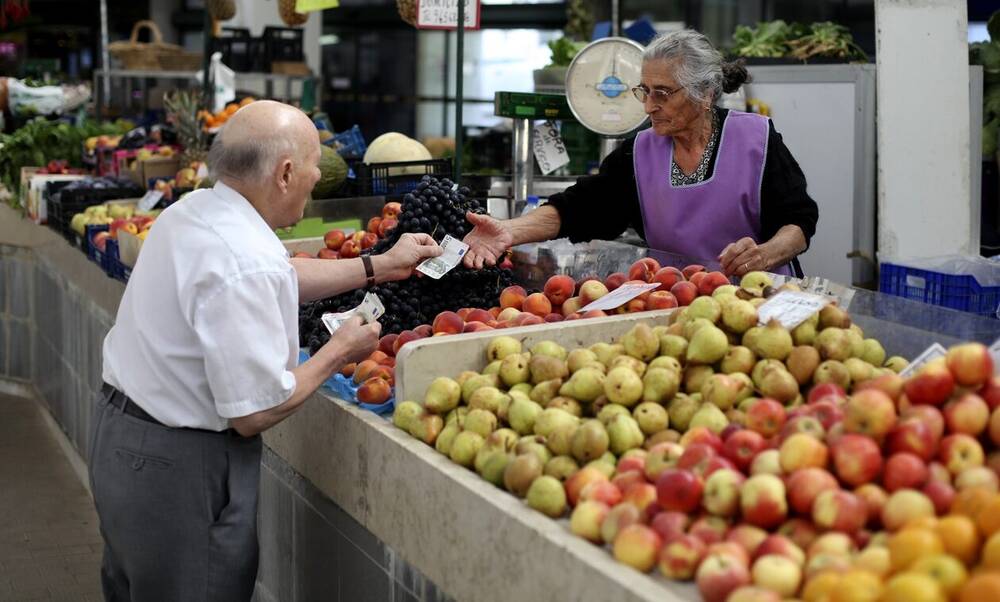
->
xmin=277 ymin=159 xmax=293 ymax=193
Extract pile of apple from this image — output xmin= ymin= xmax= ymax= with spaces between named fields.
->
xmin=293 ymin=202 xmax=402 ymax=260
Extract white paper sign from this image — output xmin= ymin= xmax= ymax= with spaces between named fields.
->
xmin=756 ymin=290 xmax=832 ymax=329
xmin=804 ymin=277 xmax=856 ymax=311
xmin=989 ymin=338 xmax=1000 ymax=374
xmin=416 ymin=235 xmax=469 ymax=280
xmin=532 ymin=121 xmax=570 ymax=176
xmin=137 ymin=189 xmax=164 ymax=211
xmin=321 ymin=292 xmax=385 ymax=334
xmin=416 ymin=0 xmax=480 ymax=29
xmin=899 ymin=343 xmax=948 ymax=378
xmin=579 ymin=283 xmax=661 ymax=313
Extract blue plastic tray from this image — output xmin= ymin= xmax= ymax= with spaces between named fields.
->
xmin=297 ymin=349 xmax=395 ymax=416
xmin=879 ymin=261 xmax=1000 ymax=319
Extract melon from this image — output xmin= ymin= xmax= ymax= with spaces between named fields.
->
xmin=312 ymin=145 xmax=348 ymax=199
xmin=363 ymin=132 xmax=432 ymax=175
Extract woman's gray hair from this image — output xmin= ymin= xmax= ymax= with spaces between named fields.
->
xmin=207 ymin=126 xmax=297 ymax=185
xmin=643 ymin=30 xmax=749 ymax=104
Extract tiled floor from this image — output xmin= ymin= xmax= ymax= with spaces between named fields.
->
xmin=0 ymin=393 xmax=104 ymax=602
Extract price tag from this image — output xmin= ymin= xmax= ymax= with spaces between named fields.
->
xmin=415 ymin=0 xmax=481 ymax=30
xmin=532 ymin=121 xmax=570 ymax=176
xmin=321 ymin=292 xmax=385 ymax=334
xmin=579 ymin=283 xmax=661 ymax=313
xmin=899 ymin=343 xmax=948 ymax=378
xmin=756 ymin=291 xmax=831 ymax=329
xmin=805 ymin=277 xmax=856 ymax=311
xmin=137 ymin=189 xmax=164 ymax=211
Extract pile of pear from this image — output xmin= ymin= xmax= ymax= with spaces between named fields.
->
xmin=392 ymin=278 xmax=907 ymax=519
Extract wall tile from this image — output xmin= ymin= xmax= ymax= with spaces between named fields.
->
xmin=292 ymin=491 xmax=341 ymax=602
xmin=338 ymin=542 xmax=390 ymax=602
xmin=258 ymin=463 xmax=295 ymax=602
xmin=8 ymin=257 xmax=32 ymax=319
xmin=8 ymin=319 xmax=32 ymax=380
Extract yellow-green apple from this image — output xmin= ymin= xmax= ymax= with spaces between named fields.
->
xmin=650 ymin=511 xmax=690 ymax=543
xmin=679 ymin=426 xmax=724 ymax=452
xmin=939 ymin=433 xmax=985 ymax=475
xmin=726 ymin=524 xmax=769 ymax=558
xmin=740 ymin=474 xmax=788 ymax=529
xmin=807 ymin=532 xmax=855 ymax=559
xmin=779 ymin=432 xmax=829 ymax=473
xmin=786 ymin=467 xmax=839 ymax=514
xmin=854 ymin=483 xmax=889 ymax=526
xmin=564 ymin=467 xmax=608 ymax=506
xmin=945 ymin=342 xmax=993 ymax=388
xmin=943 ymin=393 xmax=990 ymax=436
xmin=706 ymin=541 xmax=752 ymax=568
xmin=726 ymin=586 xmax=783 ymax=602
xmin=883 ymin=452 xmax=930 ymax=492
xmin=843 ymin=389 xmax=897 ymax=439
xmin=690 ymin=516 xmax=730 ymax=545
xmin=749 ymin=449 xmax=782 ymax=476
xmin=881 ymin=488 xmax=935 ymax=531
xmin=612 ymin=524 xmax=663 ymax=572
xmin=901 ymin=404 xmax=946 ymax=441
xmin=745 ymin=398 xmax=787 ymax=438
xmin=723 ymin=429 xmax=768 ymax=472
xmin=579 ymin=480 xmax=622 ymax=507
xmin=777 ymin=518 xmax=819 ymax=551
xmin=887 ymin=417 xmax=939 ymax=462
xmin=921 ymin=479 xmax=956 ymax=514
xmin=644 ymin=441 xmax=684 ymax=481
xmin=658 ymin=533 xmax=706 ymax=580
xmin=656 ymin=468 xmax=704 ymax=513
xmin=751 ymin=554 xmax=802 ymax=598
xmin=600 ymin=502 xmax=642 ymax=545
xmin=831 ymin=433 xmax=884 ymax=487
xmin=804 ymin=553 xmax=852 ymax=580
xmin=780 ymin=415 xmax=826 ymax=442
xmin=753 ymin=534 xmax=806 ymax=566
xmin=812 ymin=489 xmax=867 ymax=534
xmin=902 ymin=357 xmax=955 ymax=406
xmin=703 ymin=468 xmax=746 ymax=517
xmin=696 ymin=553 xmax=752 ymax=602
xmin=954 ymin=465 xmax=999 ymax=492
xmin=570 ymin=500 xmax=610 ymax=543
xmin=854 ymin=372 xmax=905 ymax=402
xmin=928 ymin=461 xmax=952 ymax=483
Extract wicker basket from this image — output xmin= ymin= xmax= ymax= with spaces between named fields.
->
xmin=109 ymin=20 xmax=201 ymax=72
xmin=397 ymin=0 xmax=416 ymax=26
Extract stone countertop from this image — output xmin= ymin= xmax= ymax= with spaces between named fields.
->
xmin=0 ymin=203 xmax=696 ymax=602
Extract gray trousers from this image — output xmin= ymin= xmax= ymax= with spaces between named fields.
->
xmin=88 ymin=389 xmax=263 ymax=602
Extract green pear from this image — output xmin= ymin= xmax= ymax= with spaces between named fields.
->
xmin=461 ymin=374 xmax=500 ymax=404
xmin=597 ymin=403 xmax=630 ymax=425
xmin=712 ymin=284 xmax=738 ymax=298
xmin=445 ymin=406 xmax=468 ymax=427
xmin=687 ymin=296 xmax=722 ymax=323
xmin=606 ymin=414 xmax=645 ymax=455
xmin=667 ymin=395 xmax=700 ymax=431
xmin=604 ymin=366 xmax=644 ymax=408
xmin=408 ymin=414 xmax=443 ymax=445
xmin=689 ymin=403 xmax=728 ymax=434
xmin=559 ymin=367 xmax=606 ymax=402
xmin=392 ymin=400 xmax=424 ymax=432
xmin=515 ymin=436 xmax=552 ymax=465
xmin=482 ymin=360 xmax=502 ymax=376
xmin=642 ymin=367 xmax=680 ymax=403
xmin=845 ymin=328 xmax=865 ymax=358
xmin=720 ymin=346 xmax=757 ymax=375
xmin=526 ymin=475 xmax=567 ymax=518
xmin=658 ymin=334 xmax=688 ymax=360
xmin=464 ymin=408 xmax=498 ymax=438
xmin=844 ymin=357 xmax=874 ymax=384
xmin=533 ymin=407 xmax=579 ymax=438
xmin=648 ymin=355 xmax=682 ymax=375
xmin=529 ymin=355 xmax=569 ymax=384
xmin=545 ymin=422 xmax=578 ymax=456
xmin=861 ymin=339 xmax=886 ymax=367
xmin=633 ymin=402 xmax=669 ymax=435
xmin=546 ymin=396 xmax=583 ymax=417
xmin=684 ymin=365 xmax=715 ymax=394
xmin=566 ymin=348 xmax=599 ymax=373
xmin=468 ymin=386 xmax=510 ymax=414
xmin=721 ymin=299 xmax=758 ymax=334
xmin=503 ymin=453 xmax=543 ymax=497
xmin=746 ymin=319 xmax=792 ymax=360
xmin=570 ymin=419 xmax=610 ymax=463
xmin=499 ymin=352 xmax=531 ymax=387
xmin=818 ymin=304 xmax=851 ymax=329
xmin=449 ymin=431 xmax=485 ymax=467
xmin=683 ymin=317 xmax=716 ymax=340
xmin=792 ymin=321 xmax=817 ymax=345
xmin=456 ymin=370 xmax=480 ymax=387
xmin=510 ymin=382 xmax=533 ymax=396
xmin=485 ymin=428 xmax=519 ymax=452
xmin=544 ymin=455 xmax=580 ymax=481
xmin=813 ymin=360 xmax=851 ymax=390
xmin=478 ymin=450 xmax=513 ymax=486
xmin=814 ymin=328 xmax=852 ymax=361
xmin=622 ymin=323 xmax=660 ymax=361
xmin=586 ymin=458 xmax=616 ymax=479
xmin=758 ymin=368 xmax=799 ymax=404
xmin=435 ymin=422 xmax=461 ymax=455
xmin=786 ymin=345 xmax=821 ymax=385
xmin=700 ymin=373 xmax=742 ymax=410
xmin=751 ymin=359 xmax=787 ymax=388
xmin=531 ymin=340 xmax=567 ymax=361
xmin=730 ymin=373 xmax=755 ymax=403
xmin=423 ymin=377 xmax=461 ymax=414
xmin=687 ymin=325 xmax=729 ymax=364
xmin=590 ymin=342 xmax=625 ymax=366
xmin=486 ymin=335 xmax=522 ymax=362
xmin=530 ymin=379 xmax=563 ymax=405
xmin=508 ymin=397 xmax=543 ymax=435
xmin=740 ymin=271 xmax=773 ymax=296
xmin=610 ymin=355 xmax=647 ymax=377
xmin=884 ymin=356 xmax=908 ymax=373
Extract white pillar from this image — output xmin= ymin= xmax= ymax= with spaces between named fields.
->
xmin=875 ymin=0 xmax=976 ymax=258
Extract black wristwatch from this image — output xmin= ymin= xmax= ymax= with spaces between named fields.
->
xmin=361 ymin=255 xmax=376 ymax=289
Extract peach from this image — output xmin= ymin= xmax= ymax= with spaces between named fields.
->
xmin=432 ymin=311 xmax=465 ymax=335
xmin=339 ymin=239 xmax=361 ymax=258
xmin=377 ymin=217 xmax=398 ymax=238
xmin=604 ymin=272 xmax=627 ymax=291
xmin=381 ymin=201 xmax=402 ymax=219
xmin=413 ymin=324 xmax=432 ymax=338
xmin=463 ymin=322 xmax=493 ymax=333
xmin=339 ymin=362 xmax=356 ymax=378
xmin=499 ymin=285 xmax=527 ymax=310
xmin=543 ymin=313 xmax=563 ymax=323
xmin=561 ymin=296 xmax=583 ymax=316
xmin=466 ymin=308 xmax=492 ymax=323
xmin=357 ymin=376 xmax=392 ymax=405
xmin=316 ymin=247 xmax=339 ymax=260
xmin=682 ymin=264 xmax=706 ymax=279
xmin=628 ymin=258 xmax=661 ymax=283
xmin=496 ymin=307 xmax=521 ymax=323
xmin=543 ymin=275 xmax=575 ymax=306
xmin=579 ymin=280 xmax=610 ymax=305
xmin=522 ymin=292 xmax=553 ymax=317
xmin=580 ymin=310 xmax=607 ymax=319
xmin=323 ymin=229 xmax=346 ymax=249
xmin=670 ymin=281 xmax=699 ymax=306
xmin=698 ymin=271 xmax=731 ymax=296
xmin=352 ymin=359 xmax=380 ymax=384
xmin=652 ymin=266 xmax=686 ymax=291
xmin=366 ymin=216 xmax=382 ymax=234
xmin=643 ymin=291 xmax=677 ymax=310
xmin=360 ymin=232 xmax=377 ymax=249
xmin=392 ymin=330 xmax=420 ymax=355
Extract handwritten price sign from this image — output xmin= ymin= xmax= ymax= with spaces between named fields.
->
xmin=532 ymin=121 xmax=570 ymax=175
xmin=416 ymin=0 xmax=481 ymax=29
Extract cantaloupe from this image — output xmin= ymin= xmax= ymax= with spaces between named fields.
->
xmin=363 ymin=132 xmax=432 ymax=175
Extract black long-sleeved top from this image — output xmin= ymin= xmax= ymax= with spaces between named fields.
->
xmin=546 ymin=109 xmax=819 ymax=274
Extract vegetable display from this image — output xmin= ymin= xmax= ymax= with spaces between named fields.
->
xmin=730 ymin=21 xmax=866 ymax=63
xmin=970 ymin=11 xmax=1000 ymax=156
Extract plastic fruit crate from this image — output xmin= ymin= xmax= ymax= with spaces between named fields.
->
xmin=879 ymin=261 xmax=1000 ymax=318
xmin=296 ymin=350 xmax=394 ymax=416
xmin=102 ymin=239 xmax=132 ymax=283
xmin=352 ymin=159 xmax=453 ymax=199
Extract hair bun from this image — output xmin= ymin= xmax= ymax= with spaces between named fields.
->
xmin=721 ymin=59 xmax=750 ymax=94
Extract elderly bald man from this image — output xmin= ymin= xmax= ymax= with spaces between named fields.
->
xmin=89 ymin=101 xmax=441 ymax=602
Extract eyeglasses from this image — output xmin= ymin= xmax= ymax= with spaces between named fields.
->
xmin=631 ymin=85 xmax=681 ymax=104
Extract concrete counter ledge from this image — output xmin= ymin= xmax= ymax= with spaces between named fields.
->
xmin=0 ymin=204 xmax=695 ymax=602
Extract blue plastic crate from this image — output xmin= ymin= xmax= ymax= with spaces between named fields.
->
xmin=83 ymin=224 xmax=109 ymax=262
xmin=879 ymin=261 xmax=1000 ymax=318
xmin=102 ymin=239 xmax=132 ymax=283
xmin=296 ymin=350 xmax=395 ymax=416
xmin=326 ymin=125 xmax=368 ymax=159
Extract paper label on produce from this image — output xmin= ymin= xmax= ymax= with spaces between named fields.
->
xmin=137 ymin=189 xmax=163 ymax=211
xmin=532 ymin=121 xmax=570 ymax=176
xmin=989 ymin=338 xmax=1000 ymax=374
xmin=756 ymin=291 xmax=831 ymax=329
xmin=805 ymin=277 xmax=856 ymax=311
xmin=579 ymin=282 xmax=661 ymax=312
xmin=416 ymin=235 xmax=468 ymax=279
xmin=899 ymin=343 xmax=948 ymax=378
xmin=321 ymin=292 xmax=385 ymax=334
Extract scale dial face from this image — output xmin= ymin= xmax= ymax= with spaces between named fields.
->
xmin=565 ymin=37 xmax=649 ymax=137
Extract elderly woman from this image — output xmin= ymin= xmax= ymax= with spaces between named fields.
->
xmin=462 ymin=30 xmax=818 ymax=277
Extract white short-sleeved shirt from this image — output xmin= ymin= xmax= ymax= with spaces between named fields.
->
xmin=102 ymin=182 xmax=299 ymax=431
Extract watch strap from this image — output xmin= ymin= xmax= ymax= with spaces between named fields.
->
xmin=361 ymin=255 xmax=376 ymax=289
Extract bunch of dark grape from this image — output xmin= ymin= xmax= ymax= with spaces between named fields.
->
xmin=299 ymin=175 xmax=514 ymax=353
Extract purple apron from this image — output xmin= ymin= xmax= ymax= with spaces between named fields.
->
xmin=633 ymin=111 xmax=793 ymax=276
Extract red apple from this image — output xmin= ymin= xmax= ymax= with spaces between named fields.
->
xmin=853 ymin=483 xmax=888 ymax=526
xmin=903 ymin=357 xmax=955 ymax=406
xmin=786 ymin=468 xmax=839 ymax=515
xmin=723 ymin=430 xmax=767 ymax=472
xmin=702 ymin=468 xmax=745 ymax=518
xmin=727 ymin=524 xmax=769 ymax=558
xmin=811 ymin=489 xmax=867 ymax=534
xmin=650 ymin=511 xmax=690 ymax=543
xmin=804 ymin=400 xmax=845 ymax=431
xmin=613 ymin=524 xmax=663 ymax=572
xmin=542 ymin=275 xmax=575 ymax=306
xmin=745 ymin=399 xmax=787 ymax=438
xmin=882 ymin=452 xmax=929 ymax=492
xmin=677 ymin=443 xmax=718 ymax=476
xmin=946 ymin=342 xmax=994 ymax=388
xmin=843 ymin=389 xmax=897 ymax=439
xmin=580 ymin=480 xmax=623 ymax=507
xmin=690 ymin=515 xmax=730 ymax=545
xmin=831 ymin=434 xmax=883 ymax=487
xmin=670 ymin=281 xmax=698 ymax=306
xmin=887 ymin=417 xmax=939 ymax=462
xmin=658 ymin=533 xmax=706 ymax=580
xmin=621 ymin=482 xmax=659 ymax=517
xmin=778 ymin=433 xmax=829 ymax=473
xmin=739 ymin=474 xmax=787 ymax=529
xmin=696 ymin=553 xmax=752 ymax=602
xmin=979 ymin=376 xmax=1000 ymax=410
xmin=565 ymin=467 xmax=609 ymax=507
xmin=943 ymin=392 xmax=990 ymax=436
xmin=324 ymin=229 xmax=346 ymax=249
xmin=779 ymin=415 xmax=825 ymax=442
xmin=854 ymin=372 xmax=905 ymax=402
xmin=776 ymin=518 xmax=819 ymax=551
xmin=807 ymin=382 xmax=847 ymax=405
xmin=316 ymin=247 xmax=339 ymax=260
xmin=753 ymin=534 xmax=805 ymax=566
xmin=600 ymin=503 xmax=643 ymax=545
xmin=656 ymin=469 xmax=704 ymax=513
xmin=939 ymin=433 xmax=985 ymax=475
xmin=922 ymin=479 xmax=956 ymax=514
xmin=569 ymin=500 xmax=610 ymax=543
xmin=901 ymin=404 xmax=946 ymax=441
xmin=679 ymin=427 xmax=724 ymax=452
